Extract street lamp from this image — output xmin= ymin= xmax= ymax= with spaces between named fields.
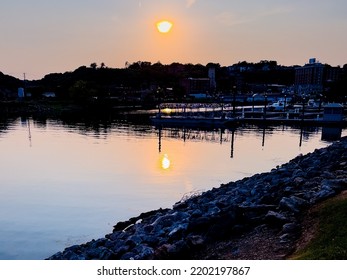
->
xmin=318 ymin=94 xmax=323 ymax=112
xmin=157 ymin=87 xmax=162 ymax=114
xmin=302 ymin=95 xmax=307 ymax=122
xmin=220 ymin=97 xmax=224 ymax=117
xmin=263 ymin=94 xmax=268 ymax=120
xmin=232 ymin=86 xmax=236 ymax=117
xmin=252 ymin=94 xmax=256 ymax=111
xmin=283 ymin=94 xmax=287 ymax=113
xmin=252 ymin=93 xmax=258 ymax=118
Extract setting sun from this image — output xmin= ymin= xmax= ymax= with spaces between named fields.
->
xmin=156 ymin=20 xmax=173 ymax=33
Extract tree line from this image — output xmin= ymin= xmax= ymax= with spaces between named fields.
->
xmin=1 ymin=61 xmax=347 ymax=104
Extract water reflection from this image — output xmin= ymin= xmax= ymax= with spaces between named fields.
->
xmin=0 ymin=118 xmax=17 ymax=137
xmin=0 ymin=116 xmax=345 ymax=260
xmin=230 ymin=129 xmax=235 ymax=158
xmin=19 ymin=117 xmax=33 ymax=147
xmin=321 ymin=127 xmax=343 ymax=141
xmin=5 ymin=115 xmax=343 ymax=147
xmin=155 ymin=124 xmax=342 ymax=157
xmin=161 ymin=154 xmax=171 ymax=170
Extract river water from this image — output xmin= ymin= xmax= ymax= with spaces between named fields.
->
xmin=0 ymin=116 xmax=345 ymax=259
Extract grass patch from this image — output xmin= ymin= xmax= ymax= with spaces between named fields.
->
xmin=291 ymin=194 xmax=347 ymax=260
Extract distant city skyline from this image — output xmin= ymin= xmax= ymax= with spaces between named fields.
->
xmin=1 ymin=0 xmax=347 ymax=80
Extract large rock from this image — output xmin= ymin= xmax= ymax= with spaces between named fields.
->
xmin=279 ymin=196 xmax=309 ymax=214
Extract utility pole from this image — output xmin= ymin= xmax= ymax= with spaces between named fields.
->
xmin=23 ymin=73 xmax=26 ymax=98
xmin=232 ymin=86 xmax=236 ymax=117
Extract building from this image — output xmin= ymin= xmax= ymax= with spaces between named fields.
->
xmin=18 ymin=88 xmax=25 ymax=98
xmin=295 ymin=58 xmax=325 ymax=95
xmin=181 ymin=78 xmax=211 ymax=95
xmin=323 ymin=103 xmax=344 ymax=122
xmin=295 ymin=58 xmax=341 ymax=95
xmin=208 ymin=67 xmax=216 ymax=90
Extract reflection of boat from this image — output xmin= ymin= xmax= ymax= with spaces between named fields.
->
xmin=150 ymin=114 xmax=234 ymax=127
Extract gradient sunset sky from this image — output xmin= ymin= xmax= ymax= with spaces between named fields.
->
xmin=1 ymin=0 xmax=347 ymax=79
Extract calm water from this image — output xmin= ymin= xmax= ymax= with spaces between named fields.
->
xmin=0 ymin=116 xmax=345 ymax=259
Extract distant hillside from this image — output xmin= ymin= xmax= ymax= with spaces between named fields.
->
xmin=0 ymin=72 xmax=22 ymax=88
xmin=0 ymin=72 xmax=22 ymax=99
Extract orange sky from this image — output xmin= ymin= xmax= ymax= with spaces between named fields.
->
xmin=1 ymin=0 xmax=347 ymax=79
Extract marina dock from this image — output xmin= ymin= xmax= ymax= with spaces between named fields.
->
xmin=151 ymin=103 xmax=347 ymax=128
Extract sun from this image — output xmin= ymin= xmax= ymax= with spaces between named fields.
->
xmin=156 ymin=20 xmax=173 ymax=33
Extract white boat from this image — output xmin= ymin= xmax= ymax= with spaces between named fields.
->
xmin=268 ymin=101 xmax=285 ymax=111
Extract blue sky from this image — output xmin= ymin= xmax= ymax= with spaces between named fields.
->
xmin=1 ymin=0 xmax=347 ymax=79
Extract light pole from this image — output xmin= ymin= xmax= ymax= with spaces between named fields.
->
xmin=263 ymin=94 xmax=268 ymax=120
xmin=157 ymin=87 xmax=162 ymax=115
xmin=302 ymin=95 xmax=307 ymax=122
xmin=252 ymin=93 xmax=258 ymax=118
xmin=318 ymin=94 xmax=323 ymax=112
xmin=232 ymin=86 xmax=236 ymax=117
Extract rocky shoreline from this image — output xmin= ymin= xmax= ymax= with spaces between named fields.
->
xmin=47 ymin=137 xmax=347 ymax=260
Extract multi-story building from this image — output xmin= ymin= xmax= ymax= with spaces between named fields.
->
xmin=181 ymin=77 xmax=211 ymax=96
xmin=295 ymin=58 xmax=341 ymax=95
xmin=295 ymin=58 xmax=325 ymax=95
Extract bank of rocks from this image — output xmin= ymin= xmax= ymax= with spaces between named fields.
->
xmin=47 ymin=137 xmax=347 ymax=260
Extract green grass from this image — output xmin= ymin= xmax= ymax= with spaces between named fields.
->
xmin=291 ymin=195 xmax=347 ymax=260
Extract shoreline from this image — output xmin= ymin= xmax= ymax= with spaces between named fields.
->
xmin=47 ymin=137 xmax=347 ymax=260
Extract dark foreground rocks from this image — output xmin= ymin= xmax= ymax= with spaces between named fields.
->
xmin=47 ymin=137 xmax=347 ymax=260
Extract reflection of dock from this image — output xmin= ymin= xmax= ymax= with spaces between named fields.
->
xmin=152 ymin=103 xmax=345 ymax=159
xmin=239 ymin=117 xmax=347 ymax=127
xmin=156 ymin=125 xmax=343 ymax=157
xmin=150 ymin=115 xmax=233 ymax=128
xmin=157 ymin=126 xmax=236 ymax=157
xmin=157 ymin=126 xmax=231 ymax=144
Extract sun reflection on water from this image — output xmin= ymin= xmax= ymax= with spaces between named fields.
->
xmin=162 ymin=107 xmax=172 ymax=114
xmin=161 ymin=153 xmax=171 ymax=170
